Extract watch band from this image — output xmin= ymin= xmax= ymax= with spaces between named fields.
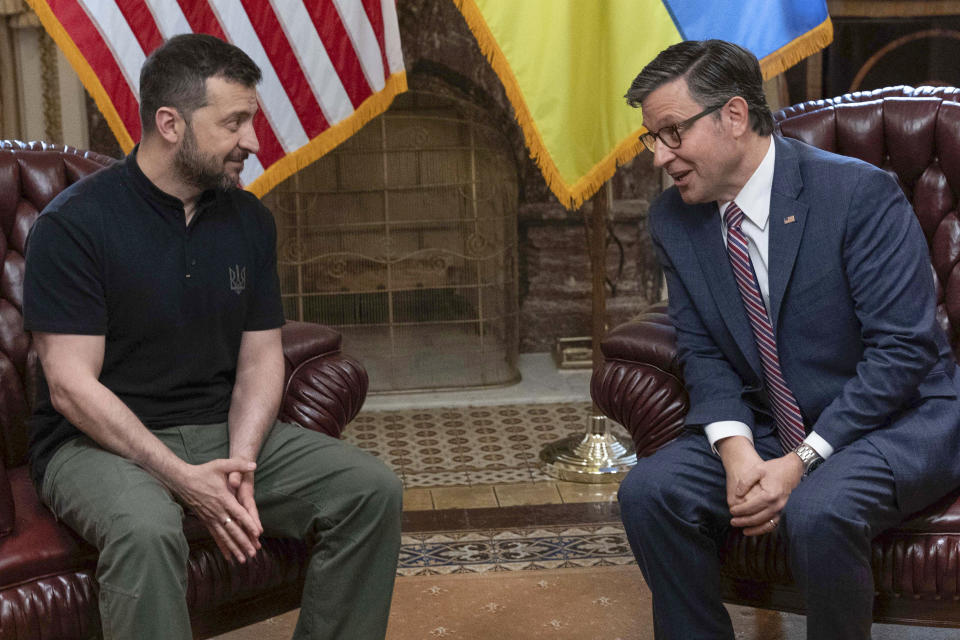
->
xmin=793 ymin=442 xmax=823 ymax=475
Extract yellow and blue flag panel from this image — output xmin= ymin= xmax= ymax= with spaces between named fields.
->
xmin=453 ymin=0 xmax=832 ymax=209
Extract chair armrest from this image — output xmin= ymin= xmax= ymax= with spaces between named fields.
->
xmin=279 ymin=321 xmax=369 ymax=439
xmin=0 ymin=457 xmax=13 ymax=537
xmin=590 ymin=304 xmax=689 ymax=456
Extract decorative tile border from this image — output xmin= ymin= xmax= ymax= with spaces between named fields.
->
xmin=351 ymin=402 xmax=635 ymax=575
xmin=398 ymin=523 xmax=634 ymax=575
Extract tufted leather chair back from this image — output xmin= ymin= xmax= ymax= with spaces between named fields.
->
xmin=773 ymin=86 xmax=960 ymax=359
xmin=0 ymin=141 xmax=115 ymax=469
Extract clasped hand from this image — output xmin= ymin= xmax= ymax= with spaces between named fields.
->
xmin=168 ymin=458 xmax=264 ymax=562
xmin=720 ymin=438 xmax=803 ymax=536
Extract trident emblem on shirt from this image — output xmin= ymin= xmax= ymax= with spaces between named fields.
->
xmin=229 ymin=265 xmax=247 ymax=295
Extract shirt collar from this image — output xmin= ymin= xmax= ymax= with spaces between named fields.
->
xmin=124 ymin=145 xmax=219 ymax=215
xmin=718 ymin=136 xmax=775 ymax=229
xmin=125 ymin=146 xmax=180 ymax=209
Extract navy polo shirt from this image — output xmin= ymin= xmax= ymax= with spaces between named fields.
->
xmin=23 ymin=150 xmax=285 ymax=486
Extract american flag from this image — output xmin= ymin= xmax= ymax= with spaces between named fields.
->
xmin=25 ymin=0 xmax=406 ymax=195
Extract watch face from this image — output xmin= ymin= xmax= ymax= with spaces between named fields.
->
xmin=807 ymin=456 xmax=824 ymax=474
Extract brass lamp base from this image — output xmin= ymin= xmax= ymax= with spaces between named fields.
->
xmin=539 ymin=415 xmax=637 ymax=483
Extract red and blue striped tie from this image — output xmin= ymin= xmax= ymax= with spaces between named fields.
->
xmin=724 ymin=202 xmax=806 ymax=452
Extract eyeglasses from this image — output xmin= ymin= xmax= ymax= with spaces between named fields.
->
xmin=639 ymin=104 xmax=724 ymax=152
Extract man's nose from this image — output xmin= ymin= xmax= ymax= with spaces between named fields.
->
xmin=651 ymin=137 xmax=674 ymax=168
xmin=240 ymin=121 xmax=260 ymax=155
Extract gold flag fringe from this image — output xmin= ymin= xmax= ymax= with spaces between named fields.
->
xmin=25 ymin=0 xmax=407 ymax=198
xmin=759 ymin=18 xmax=834 ymax=81
xmin=25 ymin=0 xmax=136 ymax=153
xmin=247 ymin=72 xmax=407 ymax=197
xmin=453 ymin=0 xmax=833 ymax=210
xmin=453 ymin=0 xmax=589 ymax=209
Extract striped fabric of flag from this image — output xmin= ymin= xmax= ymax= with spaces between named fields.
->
xmin=453 ymin=0 xmax=832 ymax=209
xmin=25 ymin=0 xmax=407 ymax=197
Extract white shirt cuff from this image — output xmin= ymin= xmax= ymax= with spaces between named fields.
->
xmin=704 ymin=423 xmax=834 ymax=459
xmin=803 ymin=431 xmax=834 ymax=459
xmin=704 ymin=421 xmax=753 ymax=454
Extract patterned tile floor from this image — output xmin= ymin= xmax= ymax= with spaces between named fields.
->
xmin=344 ymin=402 xmax=614 ymax=487
xmin=342 ymin=398 xmax=635 ymax=575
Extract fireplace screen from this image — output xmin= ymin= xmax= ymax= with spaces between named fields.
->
xmin=263 ymin=90 xmax=519 ymax=392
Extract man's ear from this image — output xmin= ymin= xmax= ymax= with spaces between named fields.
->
xmin=723 ymin=96 xmax=751 ymax=137
xmin=154 ymin=106 xmax=182 ymax=144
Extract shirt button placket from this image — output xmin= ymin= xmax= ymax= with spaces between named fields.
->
xmin=184 ymin=233 xmax=192 ymax=281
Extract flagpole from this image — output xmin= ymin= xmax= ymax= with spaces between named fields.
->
xmin=540 ymin=182 xmax=636 ymax=483
xmin=590 ymin=182 xmax=608 ymax=373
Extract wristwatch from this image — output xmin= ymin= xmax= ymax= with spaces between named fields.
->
xmin=793 ymin=443 xmax=824 ymax=476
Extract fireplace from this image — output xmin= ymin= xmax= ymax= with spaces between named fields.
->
xmin=263 ymin=90 xmax=520 ymax=392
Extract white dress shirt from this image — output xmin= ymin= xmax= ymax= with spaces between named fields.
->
xmin=705 ymin=138 xmax=833 ymax=460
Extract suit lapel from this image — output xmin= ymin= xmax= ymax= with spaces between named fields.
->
xmin=768 ymin=136 xmax=809 ymax=333
xmin=680 ymin=203 xmax=763 ymax=377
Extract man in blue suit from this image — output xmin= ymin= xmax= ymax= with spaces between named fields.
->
xmin=617 ymin=40 xmax=960 ymax=639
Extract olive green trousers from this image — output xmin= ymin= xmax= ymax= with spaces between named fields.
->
xmin=41 ymin=421 xmax=402 ymax=640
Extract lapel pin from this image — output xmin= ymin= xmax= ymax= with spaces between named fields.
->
xmin=783 ymin=215 xmax=796 ymax=224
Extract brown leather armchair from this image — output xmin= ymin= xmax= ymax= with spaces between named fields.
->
xmin=0 ymin=141 xmax=369 ymax=639
xmin=592 ymin=86 xmax=960 ymax=627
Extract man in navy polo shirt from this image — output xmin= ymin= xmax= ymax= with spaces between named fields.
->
xmin=23 ymin=34 xmax=401 ymax=640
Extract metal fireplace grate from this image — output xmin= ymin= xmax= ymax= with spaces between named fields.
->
xmin=263 ymin=90 xmax=519 ymax=392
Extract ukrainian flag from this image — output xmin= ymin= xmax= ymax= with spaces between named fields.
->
xmin=454 ymin=0 xmax=832 ymax=209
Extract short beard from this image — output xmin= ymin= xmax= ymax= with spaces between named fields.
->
xmin=174 ymin=122 xmax=239 ymax=191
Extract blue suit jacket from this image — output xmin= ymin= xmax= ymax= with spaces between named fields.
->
xmin=648 ymin=135 xmax=960 ymax=514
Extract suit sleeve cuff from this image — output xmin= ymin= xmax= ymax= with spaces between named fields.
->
xmin=803 ymin=431 xmax=834 ymax=459
xmin=704 ymin=421 xmax=753 ymax=455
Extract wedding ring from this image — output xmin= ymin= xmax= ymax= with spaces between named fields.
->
xmin=769 ymin=518 xmax=777 ymax=529
xmin=223 ymin=516 xmax=232 ymax=526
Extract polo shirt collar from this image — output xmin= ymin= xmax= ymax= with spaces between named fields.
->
xmin=125 ymin=146 xmax=219 ymax=215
